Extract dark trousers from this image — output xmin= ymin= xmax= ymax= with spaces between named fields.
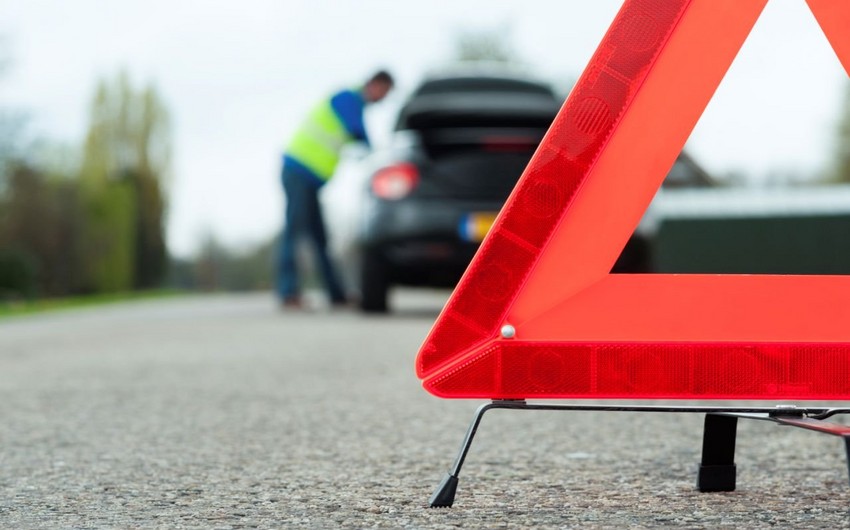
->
xmin=276 ymin=163 xmax=346 ymax=302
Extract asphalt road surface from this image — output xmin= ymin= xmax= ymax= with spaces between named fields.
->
xmin=2 ymin=290 xmax=850 ymax=529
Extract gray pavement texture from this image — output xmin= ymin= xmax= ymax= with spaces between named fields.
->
xmin=1 ymin=291 xmax=850 ymax=529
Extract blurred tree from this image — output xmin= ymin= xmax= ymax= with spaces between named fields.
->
xmin=451 ymin=25 xmax=576 ymax=99
xmin=0 ymin=111 xmax=27 ymax=182
xmin=29 ymin=139 xmax=80 ymax=179
xmin=76 ymin=180 xmax=136 ymax=293
xmin=0 ymin=247 xmax=38 ymax=300
xmin=0 ymin=37 xmax=28 ymax=186
xmin=0 ymin=164 xmax=81 ymax=297
xmin=81 ymin=73 xmax=171 ymax=185
xmin=176 ymin=232 xmax=273 ymax=292
xmin=79 ymin=71 xmax=171 ymax=291
xmin=0 ymin=41 xmax=79 ymax=298
xmin=833 ymin=83 xmax=850 ymax=184
xmin=129 ymin=166 xmax=167 ymax=288
xmin=192 ymin=232 xmax=225 ymax=291
xmin=219 ymin=239 xmax=274 ymax=291
xmin=453 ymin=26 xmax=521 ymax=64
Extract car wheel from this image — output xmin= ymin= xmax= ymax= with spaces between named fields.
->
xmin=360 ymin=249 xmax=390 ymax=313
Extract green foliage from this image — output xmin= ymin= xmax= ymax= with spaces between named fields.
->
xmin=79 ymin=71 xmax=171 ymax=292
xmin=0 ymin=69 xmax=172 ymax=299
xmin=0 ymin=247 xmax=38 ymax=300
xmin=0 ymin=164 xmax=81 ymax=297
xmin=82 ymin=72 xmax=171 ymax=184
xmin=128 ymin=169 xmax=167 ymax=289
xmin=834 ymin=83 xmax=850 ymax=184
xmin=77 ymin=179 xmax=136 ymax=293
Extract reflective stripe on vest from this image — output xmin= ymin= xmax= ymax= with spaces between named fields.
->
xmin=286 ymin=96 xmax=352 ymax=181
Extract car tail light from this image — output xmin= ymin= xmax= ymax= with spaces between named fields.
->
xmin=371 ymin=163 xmax=419 ymax=200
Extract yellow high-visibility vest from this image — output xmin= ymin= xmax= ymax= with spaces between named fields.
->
xmin=286 ymin=95 xmax=354 ymax=181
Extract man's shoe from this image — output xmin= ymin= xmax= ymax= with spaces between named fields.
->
xmin=280 ymin=296 xmax=305 ymax=310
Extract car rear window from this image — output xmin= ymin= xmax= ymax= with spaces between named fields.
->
xmin=412 ymin=77 xmax=555 ymax=97
xmin=396 ymin=77 xmax=560 ymax=131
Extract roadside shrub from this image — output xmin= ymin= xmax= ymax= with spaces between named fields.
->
xmin=0 ymin=248 xmax=38 ymax=300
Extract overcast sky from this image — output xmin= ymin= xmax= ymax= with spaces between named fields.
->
xmin=2 ymin=0 xmax=848 ymax=257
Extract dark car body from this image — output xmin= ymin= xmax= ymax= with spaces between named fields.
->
xmin=349 ymin=72 xmax=712 ymax=312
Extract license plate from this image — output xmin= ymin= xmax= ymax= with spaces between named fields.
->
xmin=460 ymin=212 xmax=498 ymax=242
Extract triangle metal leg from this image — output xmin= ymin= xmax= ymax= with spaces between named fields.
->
xmin=429 ymin=401 xmax=504 ymax=507
xmin=697 ymin=414 xmax=738 ymax=492
xmin=426 ymin=403 xmax=850 ymax=507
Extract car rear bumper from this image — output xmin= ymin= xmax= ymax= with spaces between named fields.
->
xmin=361 ymin=198 xmax=502 ymax=286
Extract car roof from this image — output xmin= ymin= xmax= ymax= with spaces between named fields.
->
xmin=411 ymin=74 xmax=555 ymax=99
xmin=396 ymin=72 xmax=560 ymax=130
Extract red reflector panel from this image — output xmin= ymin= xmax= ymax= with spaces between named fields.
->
xmin=413 ymin=0 xmax=850 ymax=404
xmin=415 ymin=0 xmax=691 ymax=378
xmin=416 ymin=230 xmax=537 ymax=376
xmin=424 ymin=342 xmax=850 ymax=400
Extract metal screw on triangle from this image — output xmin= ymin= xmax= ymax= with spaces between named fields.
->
xmin=500 ymin=324 xmax=516 ymax=339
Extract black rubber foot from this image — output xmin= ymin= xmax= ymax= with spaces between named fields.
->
xmin=697 ymin=464 xmax=736 ymax=492
xmin=429 ymin=473 xmax=459 ymax=507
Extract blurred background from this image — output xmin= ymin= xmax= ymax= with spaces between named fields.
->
xmin=1 ymin=0 xmax=849 ymax=307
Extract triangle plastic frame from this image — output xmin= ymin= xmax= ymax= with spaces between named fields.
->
xmin=416 ymin=0 xmax=850 ymax=400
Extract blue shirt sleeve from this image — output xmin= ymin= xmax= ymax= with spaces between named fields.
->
xmin=330 ymin=90 xmax=369 ymax=147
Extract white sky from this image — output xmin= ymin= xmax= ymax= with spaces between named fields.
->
xmin=2 ymin=0 xmax=848 ymax=257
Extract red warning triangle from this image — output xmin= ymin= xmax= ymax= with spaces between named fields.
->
xmin=416 ymin=0 xmax=850 ymax=400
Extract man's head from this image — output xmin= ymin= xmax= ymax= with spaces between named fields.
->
xmin=363 ymin=70 xmax=394 ymax=103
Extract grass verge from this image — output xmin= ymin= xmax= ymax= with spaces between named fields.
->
xmin=0 ymin=289 xmax=184 ymax=319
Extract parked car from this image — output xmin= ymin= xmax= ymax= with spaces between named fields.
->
xmin=326 ymin=71 xmax=713 ymax=313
